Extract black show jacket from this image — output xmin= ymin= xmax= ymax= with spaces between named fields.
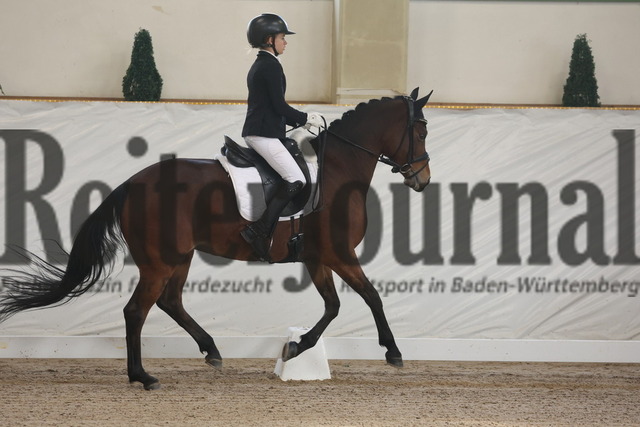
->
xmin=242 ymin=51 xmax=308 ymax=139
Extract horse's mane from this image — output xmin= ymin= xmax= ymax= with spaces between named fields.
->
xmin=310 ymin=95 xmax=405 ymax=153
xmin=327 ymin=95 xmax=404 ymax=133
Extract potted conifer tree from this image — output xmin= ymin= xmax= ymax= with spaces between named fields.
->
xmin=562 ymin=34 xmax=600 ymax=107
xmin=122 ymin=29 xmax=163 ymax=101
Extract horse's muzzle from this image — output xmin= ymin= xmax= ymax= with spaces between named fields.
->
xmin=404 ymin=175 xmax=430 ymax=192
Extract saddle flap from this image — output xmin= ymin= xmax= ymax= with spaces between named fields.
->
xmin=219 ymin=135 xmax=316 ymax=219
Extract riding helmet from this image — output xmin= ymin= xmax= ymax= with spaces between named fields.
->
xmin=247 ymin=13 xmax=295 ymax=48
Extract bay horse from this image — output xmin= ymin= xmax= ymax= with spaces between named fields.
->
xmin=0 ymin=88 xmax=432 ymax=390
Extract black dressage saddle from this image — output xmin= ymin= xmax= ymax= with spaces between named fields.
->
xmin=220 ymin=136 xmax=312 ymax=218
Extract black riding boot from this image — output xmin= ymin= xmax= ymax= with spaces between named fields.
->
xmin=241 ymin=180 xmax=304 ymax=262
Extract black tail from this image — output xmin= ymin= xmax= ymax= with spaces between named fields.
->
xmin=0 ymin=182 xmax=130 ymax=323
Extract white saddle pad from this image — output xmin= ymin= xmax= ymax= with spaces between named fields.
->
xmin=215 ymin=155 xmax=319 ymax=222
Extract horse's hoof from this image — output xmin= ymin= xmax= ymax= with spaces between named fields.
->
xmin=144 ymin=380 xmax=161 ymax=391
xmin=130 ymin=374 xmax=160 ymax=390
xmin=282 ymin=341 xmax=298 ymax=361
xmin=386 ymin=355 xmax=404 ymax=368
xmin=205 ymin=357 xmax=223 ymax=369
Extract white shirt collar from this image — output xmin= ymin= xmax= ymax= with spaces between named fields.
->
xmin=260 ymin=49 xmax=280 ymax=60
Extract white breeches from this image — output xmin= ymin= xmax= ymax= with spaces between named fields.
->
xmin=244 ymin=136 xmax=306 ymax=184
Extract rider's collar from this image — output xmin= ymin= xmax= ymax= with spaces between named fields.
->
xmin=259 ymin=49 xmax=280 ymax=60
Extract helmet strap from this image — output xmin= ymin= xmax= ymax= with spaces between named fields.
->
xmin=264 ymin=35 xmax=278 ymax=56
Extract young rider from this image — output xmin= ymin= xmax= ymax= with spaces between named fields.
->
xmin=241 ymin=13 xmax=324 ymax=262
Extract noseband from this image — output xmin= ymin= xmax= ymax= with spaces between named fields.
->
xmin=326 ymin=96 xmax=430 ymax=178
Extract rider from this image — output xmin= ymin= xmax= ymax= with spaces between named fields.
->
xmin=241 ymin=13 xmax=324 ymax=262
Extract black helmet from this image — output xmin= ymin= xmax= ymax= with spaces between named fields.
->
xmin=247 ymin=14 xmax=295 ymax=48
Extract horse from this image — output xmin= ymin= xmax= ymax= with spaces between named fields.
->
xmin=0 ymin=88 xmax=433 ymax=390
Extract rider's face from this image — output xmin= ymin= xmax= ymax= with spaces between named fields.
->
xmin=272 ymin=33 xmax=287 ymax=55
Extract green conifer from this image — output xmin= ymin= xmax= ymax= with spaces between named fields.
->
xmin=562 ymin=34 xmax=600 ymax=107
xmin=122 ymin=29 xmax=163 ymax=101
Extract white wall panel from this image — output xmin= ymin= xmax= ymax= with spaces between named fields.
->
xmin=1 ymin=1 xmax=638 ymax=103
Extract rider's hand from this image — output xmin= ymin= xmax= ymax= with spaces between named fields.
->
xmin=304 ymin=112 xmax=325 ymax=129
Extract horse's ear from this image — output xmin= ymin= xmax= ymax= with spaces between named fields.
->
xmin=409 ymin=87 xmax=419 ymax=100
xmin=415 ymin=90 xmax=433 ymax=110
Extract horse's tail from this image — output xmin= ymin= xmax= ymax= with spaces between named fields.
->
xmin=0 ymin=182 xmax=130 ymax=323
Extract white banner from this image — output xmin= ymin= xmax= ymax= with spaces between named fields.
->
xmin=0 ymin=101 xmax=638 ymax=343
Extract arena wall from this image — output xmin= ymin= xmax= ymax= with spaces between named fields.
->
xmin=1 ymin=1 xmax=639 ymax=104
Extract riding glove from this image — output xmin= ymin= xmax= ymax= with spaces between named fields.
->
xmin=305 ymin=112 xmax=325 ymax=129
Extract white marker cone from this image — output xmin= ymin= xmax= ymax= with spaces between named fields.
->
xmin=274 ymin=327 xmax=331 ymax=381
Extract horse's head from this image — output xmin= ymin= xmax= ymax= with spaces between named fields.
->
xmin=323 ymin=88 xmax=433 ymax=192
xmin=379 ymin=88 xmax=433 ymax=192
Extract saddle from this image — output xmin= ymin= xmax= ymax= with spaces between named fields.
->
xmin=221 ymin=136 xmax=312 ymax=218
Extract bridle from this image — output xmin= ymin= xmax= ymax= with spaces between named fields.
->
xmin=289 ymin=96 xmax=429 ymax=211
xmin=326 ymin=96 xmax=430 ymax=179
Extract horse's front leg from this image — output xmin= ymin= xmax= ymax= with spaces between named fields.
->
xmin=282 ymin=260 xmax=340 ymax=361
xmin=331 ymin=260 xmax=403 ymax=367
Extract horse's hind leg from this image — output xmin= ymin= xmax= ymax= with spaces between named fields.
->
xmin=332 ymin=261 xmax=403 ymax=367
xmin=124 ymin=266 xmax=174 ymax=390
xmin=282 ymin=260 xmax=340 ymax=361
xmin=156 ymin=252 xmax=222 ymax=367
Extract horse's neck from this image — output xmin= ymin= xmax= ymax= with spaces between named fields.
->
xmin=321 ymin=132 xmax=380 ymax=186
xmin=317 ymin=100 xmax=401 ymax=189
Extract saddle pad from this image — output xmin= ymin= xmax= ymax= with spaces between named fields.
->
xmin=215 ymin=155 xmax=319 ymax=222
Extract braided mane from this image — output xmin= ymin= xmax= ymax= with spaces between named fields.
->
xmin=327 ymin=96 xmax=404 ymax=133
